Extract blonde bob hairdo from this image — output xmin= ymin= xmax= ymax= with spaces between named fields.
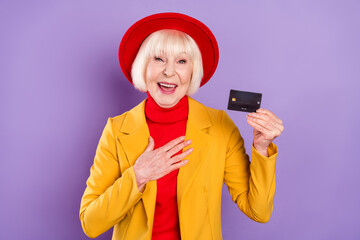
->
xmin=131 ymin=29 xmax=203 ymax=96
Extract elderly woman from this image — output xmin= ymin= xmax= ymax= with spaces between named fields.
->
xmin=79 ymin=13 xmax=284 ymax=240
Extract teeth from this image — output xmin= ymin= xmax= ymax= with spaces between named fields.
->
xmin=159 ymin=83 xmax=177 ymax=88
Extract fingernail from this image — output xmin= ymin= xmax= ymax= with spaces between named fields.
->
xmin=186 ymin=139 xmax=192 ymax=144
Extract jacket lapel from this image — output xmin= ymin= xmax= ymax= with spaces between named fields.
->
xmin=117 ymin=99 xmax=157 ymax=234
xmin=177 ymin=97 xmax=213 ymax=210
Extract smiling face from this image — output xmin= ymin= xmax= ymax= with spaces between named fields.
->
xmin=145 ymin=52 xmax=193 ymax=108
xmin=131 ymin=29 xmax=204 ymax=106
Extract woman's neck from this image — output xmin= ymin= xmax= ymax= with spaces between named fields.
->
xmin=145 ymin=93 xmax=189 ymax=123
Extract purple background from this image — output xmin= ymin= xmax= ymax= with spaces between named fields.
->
xmin=1 ymin=0 xmax=359 ymax=239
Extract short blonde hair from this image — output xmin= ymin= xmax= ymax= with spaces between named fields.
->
xmin=131 ymin=29 xmax=203 ymax=95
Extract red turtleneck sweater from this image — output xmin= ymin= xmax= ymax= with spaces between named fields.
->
xmin=145 ymin=93 xmax=189 ymax=240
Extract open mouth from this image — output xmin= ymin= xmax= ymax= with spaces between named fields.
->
xmin=158 ymin=82 xmax=177 ymax=94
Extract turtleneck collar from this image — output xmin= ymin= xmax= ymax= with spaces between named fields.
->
xmin=145 ymin=92 xmax=189 ymax=123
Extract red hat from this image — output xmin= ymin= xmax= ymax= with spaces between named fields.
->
xmin=118 ymin=12 xmax=219 ymax=87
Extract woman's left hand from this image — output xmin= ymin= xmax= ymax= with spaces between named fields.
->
xmin=246 ymin=108 xmax=284 ymax=157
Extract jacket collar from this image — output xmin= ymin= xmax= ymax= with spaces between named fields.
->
xmin=119 ymin=96 xmax=212 ymax=134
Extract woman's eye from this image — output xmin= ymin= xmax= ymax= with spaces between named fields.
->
xmin=154 ymin=57 xmax=163 ymax=62
xmin=178 ymin=59 xmax=187 ymax=64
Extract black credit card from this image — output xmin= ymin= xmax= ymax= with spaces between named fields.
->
xmin=227 ymin=89 xmax=262 ymax=112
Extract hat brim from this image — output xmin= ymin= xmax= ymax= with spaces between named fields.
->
xmin=118 ymin=12 xmax=219 ymax=87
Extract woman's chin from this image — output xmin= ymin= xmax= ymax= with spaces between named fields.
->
xmin=158 ymin=101 xmax=177 ymax=108
xmin=154 ymin=97 xmax=179 ymax=108
xmin=151 ymin=88 xmax=187 ymax=108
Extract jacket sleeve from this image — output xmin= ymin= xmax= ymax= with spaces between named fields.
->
xmin=79 ymin=118 xmax=144 ymax=238
xmin=221 ymin=111 xmax=278 ymax=223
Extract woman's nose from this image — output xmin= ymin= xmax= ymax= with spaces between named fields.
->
xmin=163 ymin=62 xmax=175 ymax=77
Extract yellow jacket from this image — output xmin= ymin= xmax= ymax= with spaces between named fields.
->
xmin=79 ymin=97 xmax=278 ymax=240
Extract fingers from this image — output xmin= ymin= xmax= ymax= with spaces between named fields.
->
xmin=141 ymin=136 xmax=192 ymax=180
xmin=144 ymin=136 xmax=155 ymax=152
xmin=247 ymin=118 xmax=276 ymax=139
xmin=247 ymin=116 xmax=283 ymax=140
xmin=168 ymin=159 xmax=189 ymax=172
xmin=247 ymin=110 xmax=284 ymax=133
xmin=256 ymin=108 xmax=283 ymax=125
xmin=247 ymin=108 xmax=284 ymax=140
xmin=247 ymin=113 xmax=272 ymax=131
xmin=166 ymin=139 xmax=192 ymax=157
xmin=169 ymin=147 xmax=193 ymax=164
xmin=247 ymin=113 xmax=281 ymax=132
xmin=159 ymin=136 xmax=186 ymax=152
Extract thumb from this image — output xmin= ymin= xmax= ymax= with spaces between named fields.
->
xmin=145 ymin=136 xmax=155 ymax=152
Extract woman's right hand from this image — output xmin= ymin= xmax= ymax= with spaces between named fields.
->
xmin=133 ymin=136 xmax=193 ymax=192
